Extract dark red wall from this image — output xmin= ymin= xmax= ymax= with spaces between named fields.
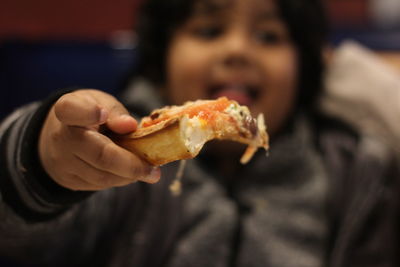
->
xmin=0 ymin=0 xmax=142 ymax=41
xmin=0 ymin=0 xmax=372 ymax=41
xmin=326 ymin=0 xmax=369 ymax=27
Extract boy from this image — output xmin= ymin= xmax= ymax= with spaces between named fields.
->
xmin=0 ymin=0 xmax=398 ymax=266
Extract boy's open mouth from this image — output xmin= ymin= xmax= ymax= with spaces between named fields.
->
xmin=209 ymin=84 xmax=260 ymax=106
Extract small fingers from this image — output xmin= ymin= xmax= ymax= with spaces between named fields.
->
xmin=69 ymin=156 xmax=137 ymax=190
xmin=66 ymin=127 xmax=160 ymax=183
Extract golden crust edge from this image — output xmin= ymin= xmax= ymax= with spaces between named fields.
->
xmin=114 ymin=121 xmax=201 ymax=166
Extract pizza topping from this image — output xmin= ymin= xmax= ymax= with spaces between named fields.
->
xmin=181 ymin=115 xmax=213 ymax=155
xmin=141 ymin=97 xmax=231 ymax=127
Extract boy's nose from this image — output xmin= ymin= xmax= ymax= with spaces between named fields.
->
xmin=219 ymin=32 xmax=253 ymax=69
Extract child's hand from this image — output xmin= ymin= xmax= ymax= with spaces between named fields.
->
xmin=38 ymin=89 xmax=161 ymax=191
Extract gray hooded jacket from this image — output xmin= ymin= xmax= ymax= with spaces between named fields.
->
xmin=0 ymin=84 xmax=399 ymax=267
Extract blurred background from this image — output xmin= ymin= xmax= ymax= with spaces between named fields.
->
xmin=0 ymin=0 xmax=399 ymax=119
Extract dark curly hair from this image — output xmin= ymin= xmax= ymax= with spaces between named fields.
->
xmin=134 ymin=0 xmax=328 ymax=112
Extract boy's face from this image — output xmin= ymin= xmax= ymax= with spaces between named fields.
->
xmin=166 ymin=0 xmax=298 ymax=136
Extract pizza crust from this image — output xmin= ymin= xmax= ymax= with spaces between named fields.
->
xmin=115 ymin=115 xmax=213 ymax=166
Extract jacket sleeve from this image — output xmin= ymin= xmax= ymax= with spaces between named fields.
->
xmin=0 ymin=91 xmax=180 ymax=266
xmin=0 ymin=90 xmax=92 ymax=222
xmin=0 ymin=92 xmax=102 ymax=264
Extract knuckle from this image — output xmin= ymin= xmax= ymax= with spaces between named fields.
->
xmin=94 ymin=142 xmax=114 ymax=168
xmin=50 ymin=128 xmax=64 ymax=144
xmin=54 ymin=95 xmax=73 ymax=117
xmin=71 ymin=127 xmax=87 ymax=142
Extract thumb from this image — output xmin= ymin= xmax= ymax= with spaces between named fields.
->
xmin=54 ymin=90 xmax=137 ymax=134
xmin=86 ymin=90 xmax=137 ymax=134
xmin=54 ymin=91 xmax=109 ymax=127
xmin=106 ymin=113 xmax=138 ymax=134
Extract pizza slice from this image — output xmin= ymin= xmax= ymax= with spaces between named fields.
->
xmin=114 ymin=97 xmax=269 ymax=166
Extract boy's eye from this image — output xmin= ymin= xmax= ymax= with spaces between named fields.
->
xmin=255 ymin=30 xmax=286 ymax=45
xmin=193 ymin=25 xmax=222 ymax=39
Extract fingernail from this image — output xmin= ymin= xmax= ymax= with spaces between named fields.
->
xmin=144 ymin=167 xmax=161 ymax=184
xmin=120 ymin=114 xmax=133 ymax=120
xmin=99 ymin=108 xmax=108 ymax=123
xmin=119 ymin=114 xmax=136 ymax=124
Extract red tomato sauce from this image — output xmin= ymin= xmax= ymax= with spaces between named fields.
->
xmin=142 ymin=97 xmax=231 ymax=127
